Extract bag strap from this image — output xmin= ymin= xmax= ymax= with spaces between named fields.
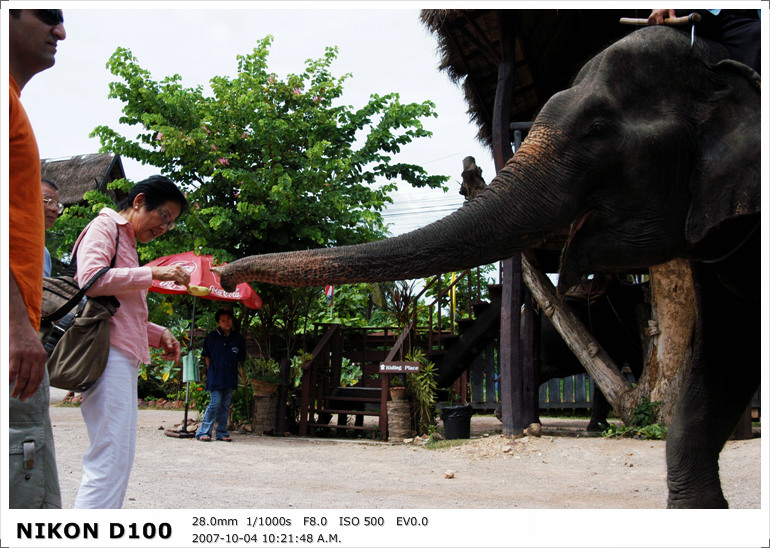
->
xmin=45 ymin=220 xmax=120 ymax=322
xmin=64 ymin=218 xmax=120 ymax=276
xmin=44 ymin=265 xmax=112 ymax=323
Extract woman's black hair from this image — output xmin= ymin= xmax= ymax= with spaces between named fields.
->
xmin=117 ymin=175 xmax=188 ymax=215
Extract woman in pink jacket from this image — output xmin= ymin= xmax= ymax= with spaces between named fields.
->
xmin=73 ymin=175 xmax=190 ymax=508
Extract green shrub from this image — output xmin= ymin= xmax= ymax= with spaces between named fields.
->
xmin=631 ymin=397 xmax=662 ymax=427
xmin=230 ymin=385 xmax=254 ymax=423
xmin=603 ymin=398 xmax=668 ymax=440
xmin=405 ymin=349 xmax=438 ymax=435
xmin=189 ymin=382 xmax=211 ymax=419
xmin=340 ymin=358 xmax=362 ymax=387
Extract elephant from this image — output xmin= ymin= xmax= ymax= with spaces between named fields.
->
xmin=538 ymin=276 xmax=647 ymax=432
xmin=215 ymin=26 xmax=760 ymax=508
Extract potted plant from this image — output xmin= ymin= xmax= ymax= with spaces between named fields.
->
xmin=243 ymin=356 xmax=282 ymax=396
xmin=389 ymin=375 xmax=407 ymax=401
xmin=405 ymin=349 xmax=438 ymax=435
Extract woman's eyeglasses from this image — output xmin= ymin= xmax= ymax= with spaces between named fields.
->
xmin=35 ymin=9 xmax=64 ymax=26
xmin=43 ymin=197 xmax=64 ymax=214
xmin=156 ymin=207 xmax=176 ymax=230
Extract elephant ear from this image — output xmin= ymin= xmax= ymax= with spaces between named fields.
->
xmin=686 ymin=60 xmax=761 ymax=247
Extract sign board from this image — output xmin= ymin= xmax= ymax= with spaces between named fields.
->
xmin=379 ymin=361 xmax=421 ymax=373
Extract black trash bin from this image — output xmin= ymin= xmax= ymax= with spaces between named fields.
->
xmin=440 ymin=405 xmax=473 ymax=439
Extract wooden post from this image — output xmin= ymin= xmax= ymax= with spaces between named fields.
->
xmin=491 ymin=11 xmax=522 ymax=437
xmin=380 ymin=371 xmax=388 ymax=440
xmin=492 ymin=52 xmax=514 ymax=168
xmin=471 ymin=354 xmax=484 ymax=403
xmin=299 ymin=366 xmax=311 ymax=437
xmin=522 ymin=290 xmax=538 ymax=427
xmin=500 ymin=256 xmax=524 ymax=437
xmin=484 ymin=343 xmax=496 ymax=404
xmin=275 ymin=358 xmax=290 ymax=436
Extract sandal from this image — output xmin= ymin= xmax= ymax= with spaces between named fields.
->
xmin=218 ymin=436 xmax=232 ymax=442
xmin=197 ymin=435 xmax=211 ymax=442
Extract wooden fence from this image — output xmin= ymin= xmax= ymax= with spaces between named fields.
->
xmin=538 ymin=374 xmax=594 ymax=410
xmin=472 ymin=369 xmax=761 ymax=417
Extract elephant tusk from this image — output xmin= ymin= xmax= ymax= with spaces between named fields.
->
xmin=567 ymin=209 xmax=593 ymax=245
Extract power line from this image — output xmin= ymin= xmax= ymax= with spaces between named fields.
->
xmin=383 ymin=207 xmax=460 ymax=219
xmin=419 ymin=146 xmax=492 ymax=166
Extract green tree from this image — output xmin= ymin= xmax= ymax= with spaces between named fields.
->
xmin=85 ymin=36 xmax=448 ymax=360
xmin=425 ymin=265 xmax=497 ymax=327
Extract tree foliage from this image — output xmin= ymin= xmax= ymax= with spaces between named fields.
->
xmin=82 ymin=36 xmax=449 ymax=359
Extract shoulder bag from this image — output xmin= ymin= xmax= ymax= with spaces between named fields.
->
xmin=40 ymin=221 xmax=121 ymax=392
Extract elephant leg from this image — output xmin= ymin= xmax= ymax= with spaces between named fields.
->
xmin=665 ymin=268 xmax=759 ymax=508
xmin=587 ymin=386 xmax=612 ymax=431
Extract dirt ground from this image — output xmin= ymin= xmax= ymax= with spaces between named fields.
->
xmin=48 ymin=399 xmax=762 ymax=510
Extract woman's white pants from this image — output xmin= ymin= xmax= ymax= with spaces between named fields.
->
xmin=74 ymin=346 xmax=139 ymax=509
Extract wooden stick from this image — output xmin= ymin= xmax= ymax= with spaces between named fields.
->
xmin=619 ymin=13 xmax=701 ymax=26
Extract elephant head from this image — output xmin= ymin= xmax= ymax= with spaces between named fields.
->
xmin=216 ymin=26 xmax=759 ymax=294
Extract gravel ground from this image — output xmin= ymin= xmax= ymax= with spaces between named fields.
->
xmin=48 ymin=399 xmax=762 ymax=510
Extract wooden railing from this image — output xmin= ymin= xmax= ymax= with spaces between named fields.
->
xmin=298 ymin=324 xmax=342 ymax=436
xmin=410 ymin=268 xmax=484 ymax=352
xmin=297 ymin=269 xmax=492 ymax=439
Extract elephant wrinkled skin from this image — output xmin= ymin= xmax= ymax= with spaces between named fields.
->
xmin=215 ymin=27 xmax=760 ymax=508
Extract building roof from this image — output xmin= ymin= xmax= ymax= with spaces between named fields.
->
xmin=40 ymin=153 xmax=126 ymax=206
xmin=420 ymin=9 xmax=646 ymax=147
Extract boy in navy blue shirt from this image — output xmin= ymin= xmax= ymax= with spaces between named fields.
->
xmin=196 ymin=309 xmax=247 ymax=441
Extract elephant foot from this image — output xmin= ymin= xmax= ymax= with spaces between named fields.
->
xmin=586 ymin=420 xmax=609 ymax=432
xmin=667 ymin=473 xmax=728 ymax=508
xmin=667 ymin=493 xmax=728 ymax=509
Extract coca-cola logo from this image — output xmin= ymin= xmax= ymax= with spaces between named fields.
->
xmin=208 ymin=286 xmax=242 ymax=299
xmin=169 ymin=260 xmax=197 ymax=275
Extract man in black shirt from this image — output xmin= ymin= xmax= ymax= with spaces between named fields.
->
xmin=648 ymin=9 xmax=760 ymax=74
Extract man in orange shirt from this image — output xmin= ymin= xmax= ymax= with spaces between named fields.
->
xmin=9 ymin=8 xmax=66 ymax=509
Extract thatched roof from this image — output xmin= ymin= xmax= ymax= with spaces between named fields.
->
xmin=40 ymin=153 xmax=126 ymax=206
xmin=420 ymin=9 xmax=646 ymax=147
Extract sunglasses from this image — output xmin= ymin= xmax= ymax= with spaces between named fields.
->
xmin=35 ymin=9 xmax=64 ymax=26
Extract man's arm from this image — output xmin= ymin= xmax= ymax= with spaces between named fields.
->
xmin=9 ymin=270 xmax=46 ymax=400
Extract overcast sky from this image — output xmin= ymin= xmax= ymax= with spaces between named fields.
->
xmin=12 ymin=4 xmax=497 ymax=236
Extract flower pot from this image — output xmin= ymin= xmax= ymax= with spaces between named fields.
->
xmin=250 ymin=379 xmax=278 ymax=397
xmin=389 ymin=387 xmax=407 ymax=401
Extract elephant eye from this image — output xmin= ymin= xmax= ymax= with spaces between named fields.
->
xmin=588 ymin=120 xmax=608 ymax=135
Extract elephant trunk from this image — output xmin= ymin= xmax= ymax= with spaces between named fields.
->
xmin=216 ymin=125 xmax=575 ymax=291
